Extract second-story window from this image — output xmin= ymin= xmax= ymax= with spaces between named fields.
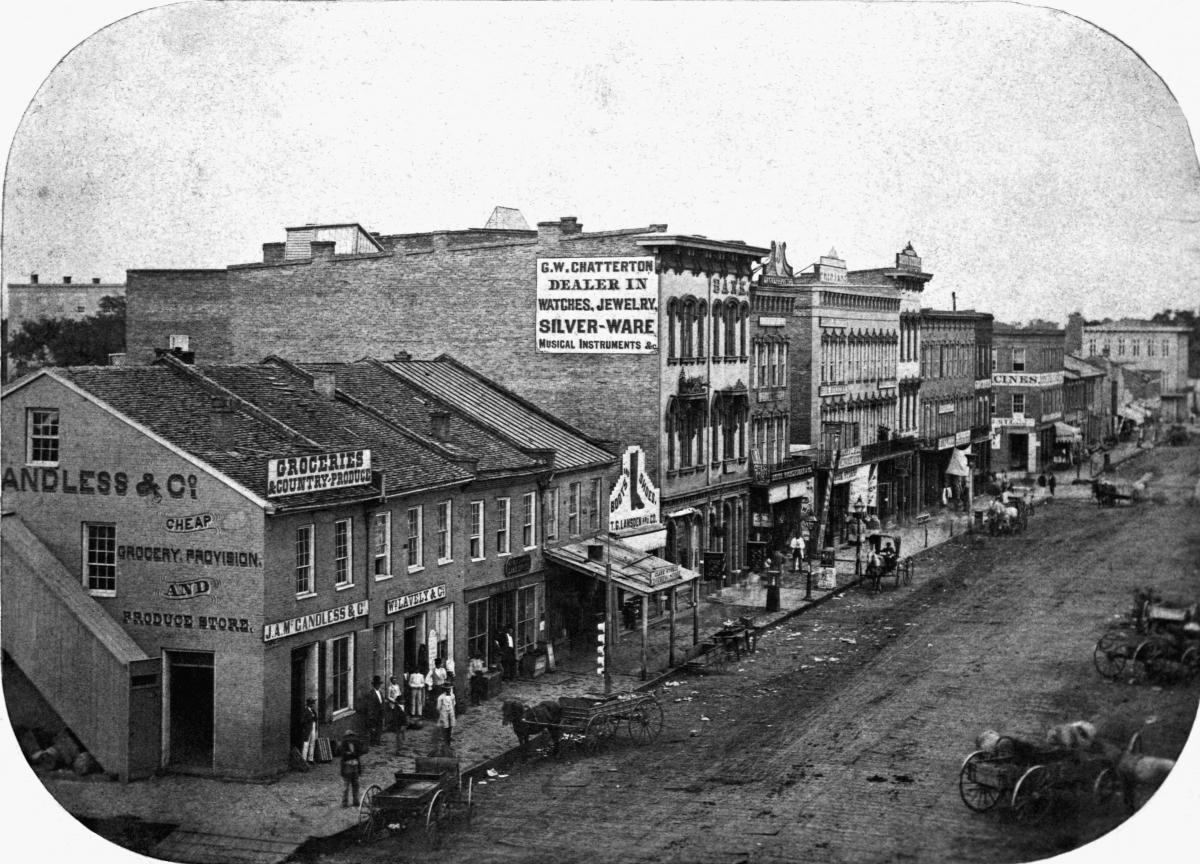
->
xmin=437 ymin=501 xmax=452 ymax=563
xmin=27 ymin=408 xmax=60 ymax=466
xmin=470 ymin=501 xmax=484 ymax=560
xmin=522 ymin=492 xmax=536 ymax=548
xmin=406 ymin=506 xmax=423 ymax=570
xmin=334 ymin=518 xmax=352 ymax=588
xmin=1012 ymin=393 xmax=1026 ymax=415
xmin=84 ymin=523 xmax=116 ymax=595
xmin=496 ymin=497 xmax=511 ymax=555
xmin=545 ymin=488 xmax=559 ymax=541
xmin=1012 ymin=347 xmax=1026 ymax=371
xmin=372 ymin=512 xmax=391 ymax=578
xmin=295 ymin=524 xmax=314 ymax=596
xmin=589 ymin=479 xmax=602 ymax=531
xmin=568 ymin=481 xmax=580 ymax=535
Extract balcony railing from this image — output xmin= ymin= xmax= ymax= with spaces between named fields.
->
xmin=811 ymin=435 xmax=918 ymax=467
xmin=750 ymin=452 xmax=815 ymax=485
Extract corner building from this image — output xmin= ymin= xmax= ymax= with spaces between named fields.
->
xmin=990 ymin=322 xmax=1065 ymax=473
xmin=2 ymin=352 xmax=616 ymax=779
xmin=125 ymin=215 xmax=768 ymax=580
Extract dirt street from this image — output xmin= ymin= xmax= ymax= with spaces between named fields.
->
xmin=305 ymin=443 xmax=1200 ymax=864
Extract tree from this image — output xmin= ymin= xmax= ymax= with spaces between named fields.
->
xmin=5 ymin=295 xmax=126 ymax=377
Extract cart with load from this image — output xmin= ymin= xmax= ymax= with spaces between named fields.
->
xmin=958 ymin=731 xmax=1119 ymax=819
xmin=556 ymin=690 xmax=664 ymax=754
xmin=1093 ymin=477 xmax=1135 ymax=507
xmin=358 ymin=757 xmax=473 ymax=846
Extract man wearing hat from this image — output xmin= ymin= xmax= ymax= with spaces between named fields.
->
xmin=300 ymin=697 xmax=319 ymax=764
xmin=366 ymin=675 xmax=385 ymax=745
xmin=435 ymin=684 xmax=456 ymax=754
xmin=339 ymin=731 xmax=362 ymax=807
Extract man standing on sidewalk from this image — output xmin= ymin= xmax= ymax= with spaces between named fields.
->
xmin=1048 ymin=474 xmax=1057 ymax=496
xmin=789 ymin=531 xmax=806 ymax=572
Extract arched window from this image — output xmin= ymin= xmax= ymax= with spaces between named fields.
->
xmin=665 ymin=399 xmax=677 ymax=470
xmin=666 ymin=298 xmax=678 ymax=360
xmin=711 ymin=300 xmax=723 ymax=358
xmin=724 ymin=303 xmax=737 ymax=357
xmin=696 ymin=300 xmax=707 ymax=357
xmin=738 ymin=303 xmax=749 ymax=357
xmin=681 ymin=298 xmax=695 ymax=358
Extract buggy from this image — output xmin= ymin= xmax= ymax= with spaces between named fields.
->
xmin=358 ymin=757 xmax=473 ymax=846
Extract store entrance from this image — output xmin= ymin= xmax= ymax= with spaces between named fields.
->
xmin=166 ymin=650 xmax=214 ymax=771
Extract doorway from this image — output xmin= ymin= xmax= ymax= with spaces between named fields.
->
xmin=1008 ymin=432 xmax=1029 ymax=471
xmin=166 ymin=650 xmax=214 ymax=770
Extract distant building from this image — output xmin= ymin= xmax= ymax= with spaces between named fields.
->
xmin=990 ymin=322 xmax=1065 ymax=473
xmin=1081 ymin=319 xmax=1190 ymax=422
xmin=1063 ymin=354 xmax=1108 ymax=451
xmin=3 ymin=274 xmax=125 ymax=381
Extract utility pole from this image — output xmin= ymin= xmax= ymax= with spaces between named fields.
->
xmin=604 ymin=547 xmax=613 ymax=695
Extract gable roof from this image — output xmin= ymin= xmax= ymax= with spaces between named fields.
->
xmin=380 ymin=354 xmax=616 ymax=472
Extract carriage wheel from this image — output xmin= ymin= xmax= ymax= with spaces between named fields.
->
xmin=627 ymin=699 xmax=664 ymax=745
xmin=1093 ymin=632 xmax=1128 ymax=679
xmin=584 ymin=715 xmax=620 ymax=755
xmin=1011 ymin=765 xmax=1050 ymax=820
xmin=1133 ymin=640 xmax=1164 ymax=682
xmin=1126 ymin=732 xmax=1143 ymax=755
xmin=958 ymin=751 xmax=1004 ymax=812
xmin=1180 ymin=645 xmax=1200 ymax=680
xmin=423 ymin=790 xmax=446 ymax=848
xmin=1093 ymin=768 xmax=1120 ymax=808
xmin=357 ymin=784 xmax=383 ymax=844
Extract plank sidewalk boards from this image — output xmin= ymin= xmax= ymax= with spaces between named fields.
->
xmin=148 ymin=829 xmax=303 ymax=864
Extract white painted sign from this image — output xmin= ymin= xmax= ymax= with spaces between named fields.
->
xmin=609 ymin=446 xmax=661 ymax=532
xmin=386 ymin=584 xmax=447 ymax=616
xmin=165 ymin=513 xmax=215 ymax=533
xmin=536 ymin=257 xmax=658 ymax=353
xmin=992 ymin=416 xmax=1035 ymax=428
xmin=955 ymin=430 xmax=972 ymax=445
xmin=991 ymin=371 xmax=1064 ymax=387
xmin=267 ymin=450 xmax=372 ymax=497
xmin=263 ymin=600 xmax=368 ymax=643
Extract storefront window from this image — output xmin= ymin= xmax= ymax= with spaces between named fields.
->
xmin=516 ymin=585 xmax=539 ymax=654
xmin=468 ymin=599 xmax=489 ymax=664
xmin=373 ymin=622 xmax=393 ymax=682
xmin=328 ymin=633 xmax=354 ymax=714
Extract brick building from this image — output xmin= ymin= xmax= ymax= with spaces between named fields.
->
xmin=751 ymin=242 xmax=923 ymax=549
xmin=990 ymin=323 xmax=1065 ymax=473
xmin=1 ymin=350 xmax=621 ymax=779
xmin=1081 ymin=319 xmax=1191 ymax=422
xmin=1063 ymin=354 xmax=1108 ymax=453
xmin=124 ymin=214 xmax=768 ymax=582
xmin=915 ymin=309 xmax=993 ymax=505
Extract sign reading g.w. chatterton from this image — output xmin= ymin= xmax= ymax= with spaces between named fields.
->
xmin=536 ymin=257 xmax=658 ymax=354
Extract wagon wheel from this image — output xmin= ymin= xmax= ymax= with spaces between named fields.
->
xmin=1092 ymin=768 xmax=1120 ymax=808
xmin=423 ymin=789 xmax=446 ymax=848
xmin=958 ymin=751 xmax=1004 ymax=812
xmin=357 ymin=784 xmax=383 ymax=844
xmin=1011 ymin=765 xmax=1050 ymax=820
xmin=1093 ymin=631 xmax=1128 ymax=679
xmin=583 ymin=714 xmax=620 ymax=755
xmin=1132 ymin=640 xmax=1165 ymax=682
xmin=1181 ymin=645 xmax=1200 ymax=680
xmin=627 ymin=699 xmax=664 ymax=745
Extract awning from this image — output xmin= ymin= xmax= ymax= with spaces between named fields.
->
xmin=666 ymin=508 xmax=696 ymax=520
xmin=1053 ymin=421 xmax=1082 ymax=442
xmin=612 ymin=522 xmax=667 ymax=553
xmin=1120 ymin=405 xmax=1146 ymax=423
xmin=544 ymin=535 xmax=699 ymax=597
xmin=944 ymin=446 xmax=970 ymax=477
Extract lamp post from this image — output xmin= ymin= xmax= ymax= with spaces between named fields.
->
xmin=852 ymin=496 xmax=865 ymax=576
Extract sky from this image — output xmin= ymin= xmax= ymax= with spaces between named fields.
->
xmin=2 ymin=1 xmax=1200 ymax=328
xmin=1 ymin=4 xmax=1199 ymax=864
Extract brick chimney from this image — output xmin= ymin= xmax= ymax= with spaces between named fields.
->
xmin=92 ymin=277 xmax=100 ymax=284
xmin=393 ymin=350 xmax=411 ymax=362
xmin=108 ymin=353 xmax=127 ymax=366
xmin=310 ymin=240 xmax=335 ymax=261
xmin=430 ymin=410 xmax=451 ymax=442
xmin=537 ymin=216 xmax=584 ymax=243
xmin=312 ymin=370 xmax=337 ymax=399
xmin=30 ymin=273 xmax=38 ymax=284
xmin=263 ymin=243 xmax=285 ymax=263
xmin=63 ymin=276 xmax=72 ymax=284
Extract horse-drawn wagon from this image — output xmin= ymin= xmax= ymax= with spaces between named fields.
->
xmin=1093 ymin=477 xmax=1135 ymax=507
xmin=357 ymin=757 xmax=473 ymax=846
xmin=1094 ymin=590 xmax=1200 ymax=683
xmin=862 ymin=535 xmax=912 ymax=592
xmin=958 ymin=726 xmax=1119 ymax=819
xmin=502 ymin=690 xmax=664 ymax=757
xmin=681 ymin=620 xmax=754 ymax=674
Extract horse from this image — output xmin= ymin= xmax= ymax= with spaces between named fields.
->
xmin=500 ymin=699 xmax=564 ymax=754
